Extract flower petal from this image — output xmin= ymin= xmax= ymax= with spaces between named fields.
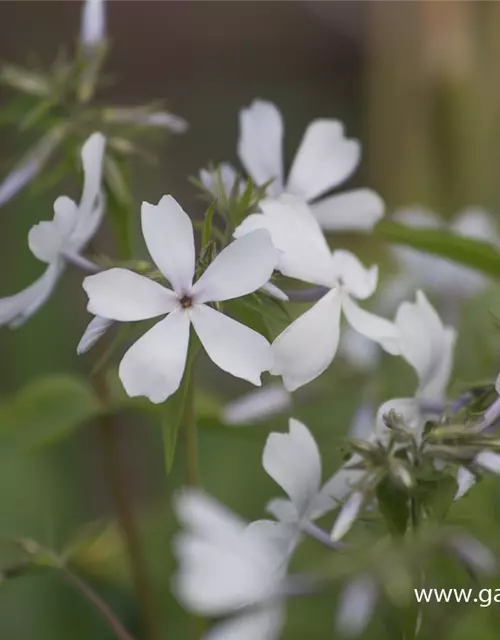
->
xmin=80 ymin=0 xmax=106 ymax=48
xmin=238 ymin=100 xmax=284 ymax=197
xmin=141 ymin=195 xmax=195 ymax=293
xmin=455 ymin=467 xmax=476 ymax=501
xmin=341 ymin=294 xmax=400 ymax=354
xmin=271 ymin=288 xmax=342 ymax=391
xmin=77 ymin=315 xmax=114 ymax=355
xmin=190 ymin=304 xmax=272 ymax=385
xmin=0 ymin=261 xmax=62 ymax=327
xmin=476 ymin=451 xmax=500 ymax=475
xmin=119 ymin=310 xmax=190 ymax=403
xmin=331 ymin=491 xmax=364 ymax=542
xmin=263 ymin=418 xmax=322 ymax=517
xmin=235 ymin=195 xmax=335 ymax=287
xmin=331 ymin=251 xmax=378 ymax=300
xmin=83 ymin=268 xmax=178 ymax=321
xmin=192 ymin=230 xmax=277 ymax=303
xmin=314 ymin=461 xmax=365 ymax=517
xmin=203 ymin=608 xmax=285 ymax=640
xmin=266 ymin=498 xmax=298 ymax=523
xmin=312 ymin=188 xmax=384 ymax=232
xmin=336 ymin=575 xmax=378 ymax=638
xmin=375 ymin=398 xmax=423 ymax=437
xmin=223 ymin=384 xmax=291 ymax=425
xmin=261 ymin=282 xmax=289 ymax=302
xmin=286 ymin=120 xmax=360 ymax=201
xmin=28 ymin=221 xmax=63 ymax=263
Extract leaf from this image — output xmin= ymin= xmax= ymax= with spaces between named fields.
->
xmin=202 ymin=203 xmax=215 ymax=248
xmin=0 ymin=375 xmax=102 ymax=453
xmin=375 ymin=220 xmax=500 ymax=280
xmin=103 ymin=156 xmax=135 ymax=260
xmin=417 ymin=475 xmax=458 ymax=521
xmin=376 ymin=476 xmax=409 ymax=537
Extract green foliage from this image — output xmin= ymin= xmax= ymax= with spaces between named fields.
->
xmin=376 ymin=476 xmax=410 ymax=537
xmin=0 ymin=375 xmax=102 ymax=452
xmin=375 ymin=220 xmax=500 ymax=280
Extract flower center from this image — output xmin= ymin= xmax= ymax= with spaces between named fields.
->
xmin=179 ymin=295 xmax=193 ymax=309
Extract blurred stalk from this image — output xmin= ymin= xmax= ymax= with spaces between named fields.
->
xmin=367 ymin=0 xmax=499 ymax=217
xmin=183 ymin=359 xmax=200 ymax=486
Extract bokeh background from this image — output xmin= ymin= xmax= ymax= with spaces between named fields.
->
xmin=2 ymin=1 xmax=500 ymax=639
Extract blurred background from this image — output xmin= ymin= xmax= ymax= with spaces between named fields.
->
xmin=2 ymin=1 xmax=500 ymax=639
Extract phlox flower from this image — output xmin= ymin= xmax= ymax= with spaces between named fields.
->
xmin=173 ymin=489 xmax=293 ymax=640
xmin=238 ymin=99 xmax=384 ymax=232
xmin=0 ymin=132 xmax=106 ymax=327
xmin=236 ymin=196 xmax=399 ymax=391
xmin=82 ymin=195 xmax=277 ymax=403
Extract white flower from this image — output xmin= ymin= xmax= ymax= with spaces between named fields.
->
xmin=335 ymin=574 xmax=378 ymax=637
xmin=331 ymin=491 xmax=365 ymax=542
xmin=238 ymin=100 xmax=384 ymax=231
xmin=173 ymin=489 xmax=292 ymax=640
xmin=236 ymin=196 xmax=398 ymax=391
xmin=375 ymin=290 xmax=456 ymax=441
xmin=263 ymin=419 xmax=338 ymax=531
xmin=81 ymin=0 xmax=106 ymax=50
xmin=77 ymin=315 xmax=114 ymax=355
xmin=385 ymin=207 xmax=498 ymax=307
xmin=0 ymin=132 xmax=106 ymax=327
xmin=82 ymin=195 xmax=277 ymax=403
xmin=223 ymin=384 xmax=292 ymax=426
xmin=199 ymin=163 xmax=244 ymax=202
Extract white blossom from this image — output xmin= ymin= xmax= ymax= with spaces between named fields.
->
xmin=263 ymin=419 xmax=338 ymax=531
xmin=199 ymin=163 xmax=244 ymax=201
xmin=173 ymin=489 xmax=292 ymax=640
xmin=335 ymin=575 xmax=378 ymax=637
xmin=77 ymin=315 xmax=114 ymax=355
xmin=237 ymin=100 xmax=384 ymax=231
xmin=0 ymin=132 xmax=106 ymax=327
xmin=236 ymin=196 xmax=398 ymax=391
xmin=82 ymin=195 xmax=277 ymax=403
xmin=223 ymin=384 xmax=291 ymax=426
xmin=81 ymin=0 xmax=106 ymax=50
xmin=331 ymin=491 xmax=364 ymax=542
xmin=384 ymin=206 xmax=498 ymax=308
xmin=375 ymin=290 xmax=456 ymax=441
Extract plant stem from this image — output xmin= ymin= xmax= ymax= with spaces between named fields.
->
xmin=61 ymin=565 xmax=137 ymax=640
xmin=183 ymin=363 xmax=199 ymax=486
xmin=98 ymin=413 xmax=161 ymax=640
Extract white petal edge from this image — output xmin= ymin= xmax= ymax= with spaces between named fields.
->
xmin=312 ymin=188 xmax=384 ymax=232
xmin=192 ymin=230 xmax=277 ymax=303
xmin=263 ymin=418 xmax=322 ymax=517
xmin=119 ymin=310 xmax=190 ymax=403
xmin=286 ymin=119 xmax=360 ymax=202
xmin=341 ymin=293 xmax=400 ymax=354
xmin=238 ymin=100 xmax=284 ymax=197
xmin=271 ymin=288 xmax=342 ymax=392
xmin=77 ymin=315 xmax=114 ymax=355
xmin=190 ymin=304 xmax=272 ymax=386
xmin=223 ymin=384 xmax=291 ymax=425
xmin=331 ymin=491 xmax=364 ymax=542
xmin=141 ymin=196 xmax=195 ymax=293
xmin=83 ymin=268 xmax=178 ymax=321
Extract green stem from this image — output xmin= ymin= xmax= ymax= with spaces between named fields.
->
xmin=183 ymin=360 xmax=199 ymax=487
xmin=98 ymin=413 xmax=161 ymax=640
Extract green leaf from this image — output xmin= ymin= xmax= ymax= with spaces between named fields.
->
xmin=104 ymin=156 xmax=135 ymax=260
xmin=0 ymin=375 xmax=102 ymax=453
xmin=202 ymin=203 xmax=215 ymax=248
xmin=376 ymin=476 xmax=409 ymax=537
xmin=417 ymin=475 xmax=458 ymax=521
xmin=375 ymin=220 xmax=500 ymax=280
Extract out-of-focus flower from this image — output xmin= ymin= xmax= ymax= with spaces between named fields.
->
xmin=222 ymin=384 xmax=292 ymax=425
xmin=82 ymin=196 xmax=278 ymax=403
xmin=199 ymin=163 xmax=244 ymax=201
xmin=237 ymin=100 xmax=384 ymax=231
xmin=383 ymin=207 xmax=499 ymax=309
xmin=77 ymin=315 xmax=114 ymax=355
xmin=236 ymin=196 xmax=398 ymax=391
xmin=335 ymin=574 xmax=378 ymax=637
xmin=103 ymin=106 xmax=188 ymax=134
xmin=0 ymin=132 xmax=106 ymax=327
xmin=80 ymin=0 xmax=106 ymax=50
xmin=173 ymin=489 xmax=293 ymax=640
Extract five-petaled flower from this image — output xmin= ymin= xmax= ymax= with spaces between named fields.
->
xmin=237 ymin=99 xmax=384 ymax=232
xmin=82 ymin=195 xmax=278 ymax=403
xmin=0 ymin=132 xmax=105 ymax=327
xmin=236 ymin=195 xmax=398 ymax=391
xmin=173 ymin=489 xmax=293 ymax=640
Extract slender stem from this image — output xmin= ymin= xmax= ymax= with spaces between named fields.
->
xmin=61 ymin=565 xmax=137 ymax=640
xmin=302 ymin=522 xmax=347 ymax=550
xmin=98 ymin=413 xmax=161 ymax=640
xmin=184 ymin=362 xmax=199 ymax=486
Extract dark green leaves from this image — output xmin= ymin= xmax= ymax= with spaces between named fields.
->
xmin=375 ymin=220 xmax=500 ymax=280
xmin=376 ymin=476 xmax=410 ymax=537
xmin=0 ymin=375 xmax=102 ymax=453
